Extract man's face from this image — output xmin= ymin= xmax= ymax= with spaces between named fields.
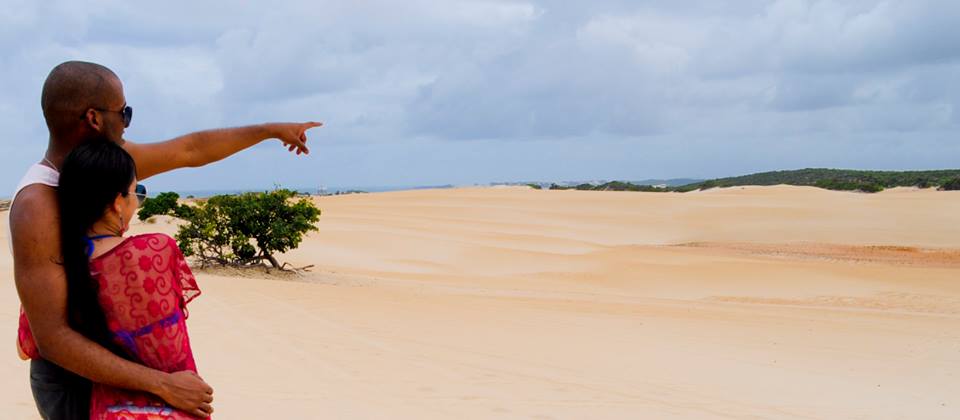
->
xmin=84 ymin=76 xmax=128 ymax=145
xmin=99 ymin=77 xmax=127 ymax=144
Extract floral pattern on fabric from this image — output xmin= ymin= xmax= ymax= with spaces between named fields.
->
xmin=86 ymin=233 xmax=206 ymax=420
xmin=17 ymin=308 xmax=39 ymax=359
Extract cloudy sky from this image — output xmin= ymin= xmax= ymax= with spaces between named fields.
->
xmin=1 ymin=0 xmax=958 ymax=195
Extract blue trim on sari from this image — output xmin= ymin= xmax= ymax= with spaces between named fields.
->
xmin=84 ymin=234 xmax=117 ymax=258
xmin=112 ymin=311 xmax=183 ymax=356
xmin=106 ymin=404 xmax=174 ymax=415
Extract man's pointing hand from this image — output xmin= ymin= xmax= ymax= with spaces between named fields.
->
xmin=269 ymin=121 xmax=323 ymax=155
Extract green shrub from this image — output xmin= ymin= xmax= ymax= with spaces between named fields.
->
xmin=137 ymin=192 xmax=181 ymax=220
xmin=170 ymin=189 xmax=320 ymax=269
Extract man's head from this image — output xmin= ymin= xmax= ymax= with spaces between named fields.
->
xmin=41 ymin=61 xmax=129 ymax=145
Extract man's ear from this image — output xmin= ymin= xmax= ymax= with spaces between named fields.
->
xmin=83 ymin=109 xmax=103 ymax=132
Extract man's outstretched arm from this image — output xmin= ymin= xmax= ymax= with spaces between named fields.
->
xmin=11 ymin=185 xmax=214 ymax=418
xmin=124 ymin=122 xmax=322 ymax=180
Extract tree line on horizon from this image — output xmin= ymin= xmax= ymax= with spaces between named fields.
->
xmin=533 ymin=168 xmax=960 ymax=193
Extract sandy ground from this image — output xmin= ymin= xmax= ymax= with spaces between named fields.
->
xmin=2 ymin=185 xmax=959 ymax=419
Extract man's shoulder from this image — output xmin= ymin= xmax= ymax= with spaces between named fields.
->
xmin=11 ymin=184 xmax=57 ymax=210
xmin=10 ymin=184 xmax=58 ymax=228
xmin=9 ymin=184 xmax=59 ymax=261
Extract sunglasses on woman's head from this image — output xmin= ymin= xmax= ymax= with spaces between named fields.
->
xmin=135 ymin=184 xmax=147 ymax=206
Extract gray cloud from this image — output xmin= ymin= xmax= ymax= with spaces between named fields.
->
xmin=1 ymin=0 xmax=959 ymax=196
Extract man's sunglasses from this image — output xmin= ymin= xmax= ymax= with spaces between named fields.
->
xmin=81 ymin=105 xmax=133 ymax=128
xmin=135 ymin=184 xmax=147 ymax=207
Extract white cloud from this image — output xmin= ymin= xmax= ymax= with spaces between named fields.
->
xmin=0 ymin=0 xmax=959 ymax=196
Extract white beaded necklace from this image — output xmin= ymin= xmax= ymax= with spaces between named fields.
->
xmin=42 ymin=157 xmax=59 ymax=171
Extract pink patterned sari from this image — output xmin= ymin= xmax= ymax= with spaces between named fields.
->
xmin=87 ymin=233 xmax=205 ymax=419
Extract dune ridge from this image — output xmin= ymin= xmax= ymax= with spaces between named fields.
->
xmin=2 ymin=185 xmax=958 ymax=419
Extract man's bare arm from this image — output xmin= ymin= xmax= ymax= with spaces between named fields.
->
xmin=124 ymin=122 xmax=322 ymax=180
xmin=11 ymin=185 xmax=214 ymax=417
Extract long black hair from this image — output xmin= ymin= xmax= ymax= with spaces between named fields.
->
xmin=58 ymin=139 xmax=136 ymax=357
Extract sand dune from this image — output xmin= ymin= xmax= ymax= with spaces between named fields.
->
xmin=2 ymin=186 xmax=959 ymax=419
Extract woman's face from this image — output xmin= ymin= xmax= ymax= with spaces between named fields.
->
xmin=117 ymin=178 xmax=139 ymax=230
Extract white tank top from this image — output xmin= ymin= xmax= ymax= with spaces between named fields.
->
xmin=8 ymin=163 xmax=60 ymax=253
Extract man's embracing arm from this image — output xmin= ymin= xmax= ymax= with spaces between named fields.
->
xmin=11 ymin=185 xmax=214 ymax=418
xmin=124 ymin=121 xmax=322 ymax=180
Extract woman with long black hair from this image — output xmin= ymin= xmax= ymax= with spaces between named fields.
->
xmin=57 ymin=139 xmax=208 ymax=419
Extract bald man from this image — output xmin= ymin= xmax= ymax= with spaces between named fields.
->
xmin=10 ymin=61 xmax=321 ymax=419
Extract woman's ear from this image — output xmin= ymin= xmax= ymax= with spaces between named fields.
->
xmin=112 ymin=193 xmax=126 ymax=215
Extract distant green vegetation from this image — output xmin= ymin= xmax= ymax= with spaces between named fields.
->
xmin=813 ymin=179 xmax=883 ymax=193
xmin=549 ymin=181 xmax=669 ymax=192
xmin=678 ymin=169 xmax=960 ymax=193
xmin=546 ymin=169 xmax=960 ymax=194
xmin=941 ymin=177 xmax=960 ymax=191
